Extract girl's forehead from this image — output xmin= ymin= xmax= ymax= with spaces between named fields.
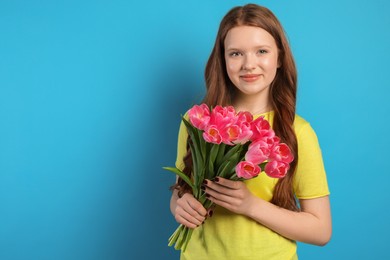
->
xmin=224 ymin=26 xmax=277 ymax=49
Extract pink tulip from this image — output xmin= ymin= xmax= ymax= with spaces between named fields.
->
xmin=220 ymin=122 xmax=253 ymax=145
xmin=233 ymin=112 xmax=253 ymax=144
xmin=209 ymin=105 xmax=236 ymax=127
xmin=203 ymin=126 xmax=223 ymax=144
xmin=236 ymin=111 xmax=253 ymax=125
xmin=269 ymin=143 xmax=294 ymax=164
xmin=254 ymin=135 xmax=279 ymax=149
xmin=251 ymin=116 xmax=274 ymax=141
xmin=188 ymin=104 xmax=210 ymax=130
xmin=236 ymin=161 xmax=261 ymax=179
xmin=204 ymin=106 xmax=237 ymax=145
xmin=264 ymin=160 xmax=290 ymax=178
xmin=233 ymin=121 xmax=253 ymax=144
xmin=220 ymin=124 xmax=240 ymax=145
xmin=245 ymin=140 xmax=270 ymax=164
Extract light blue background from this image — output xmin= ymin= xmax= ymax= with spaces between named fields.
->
xmin=1 ymin=0 xmax=389 ymax=259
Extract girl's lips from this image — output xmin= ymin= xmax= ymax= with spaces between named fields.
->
xmin=240 ymin=74 xmax=260 ymax=82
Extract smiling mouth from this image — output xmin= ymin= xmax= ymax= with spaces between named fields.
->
xmin=240 ymin=74 xmax=260 ymax=82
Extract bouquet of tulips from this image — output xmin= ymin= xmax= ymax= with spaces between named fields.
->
xmin=164 ymin=104 xmax=294 ymax=252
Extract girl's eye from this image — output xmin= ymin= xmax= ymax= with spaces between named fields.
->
xmin=258 ymin=49 xmax=268 ymax=54
xmin=229 ymin=52 xmax=242 ymax=57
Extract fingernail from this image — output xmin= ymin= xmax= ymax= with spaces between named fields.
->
xmin=203 ymin=179 xmax=208 ymax=185
xmin=214 ymin=177 xmax=220 ymax=183
xmin=201 ymin=185 xmax=206 ymax=191
xmin=208 ymin=210 xmax=213 ymax=217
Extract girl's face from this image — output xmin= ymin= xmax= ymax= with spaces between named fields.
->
xmin=224 ymin=26 xmax=279 ymax=102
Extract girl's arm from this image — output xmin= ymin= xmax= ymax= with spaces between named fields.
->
xmin=203 ymin=177 xmax=332 ymax=246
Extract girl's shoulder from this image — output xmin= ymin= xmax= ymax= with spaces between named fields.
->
xmin=293 ymin=114 xmax=313 ymax=136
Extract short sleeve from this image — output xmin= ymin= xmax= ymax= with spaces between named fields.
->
xmin=175 ymin=115 xmax=189 ymax=171
xmin=293 ymin=121 xmax=330 ymax=199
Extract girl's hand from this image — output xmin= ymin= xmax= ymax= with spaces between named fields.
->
xmin=203 ymin=177 xmax=256 ymax=216
xmin=173 ymin=193 xmax=207 ymax=229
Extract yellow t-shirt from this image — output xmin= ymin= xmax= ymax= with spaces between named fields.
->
xmin=175 ymin=111 xmax=330 ymax=260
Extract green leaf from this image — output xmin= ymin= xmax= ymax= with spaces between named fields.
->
xmin=182 ymin=118 xmax=201 ymax=153
xmin=205 ymin=144 xmax=219 ymax=179
xmin=209 ymin=144 xmax=219 ymax=166
xmin=182 ymin=117 xmax=208 ymax=196
xmin=182 ymin=117 xmax=205 ymax=178
xmin=163 ymin=167 xmax=195 ymax=190
xmin=197 ymin=128 xmax=206 ymax=160
xmin=221 ymin=144 xmax=243 ymax=162
xmin=215 ymin=146 xmax=246 ymax=178
xmin=216 ymin=160 xmax=233 ymax=178
xmin=187 ymin=140 xmax=199 ymax=184
xmin=259 ymin=162 xmax=267 ymax=172
xmin=215 ymin=143 xmax=226 ymax=168
xmin=207 ymin=158 xmax=214 ymax=181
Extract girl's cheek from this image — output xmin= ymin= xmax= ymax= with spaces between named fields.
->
xmin=227 ymin=61 xmax=241 ymax=72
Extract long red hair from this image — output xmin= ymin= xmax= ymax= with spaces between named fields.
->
xmin=175 ymin=4 xmax=299 ymax=211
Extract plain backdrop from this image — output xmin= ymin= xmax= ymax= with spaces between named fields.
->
xmin=1 ymin=0 xmax=389 ymax=259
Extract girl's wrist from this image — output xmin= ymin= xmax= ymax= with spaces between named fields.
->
xmin=246 ymin=195 xmax=265 ymax=221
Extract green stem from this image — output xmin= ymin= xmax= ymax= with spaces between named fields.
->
xmin=174 ymin=225 xmax=188 ymax=250
xmin=182 ymin=228 xmax=194 ymax=252
xmin=168 ymin=224 xmax=183 ymax=247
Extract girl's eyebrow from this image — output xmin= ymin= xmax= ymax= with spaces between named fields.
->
xmin=225 ymin=45 xmax=272 ymax=51
xmin=225 ymin=47 xmax=241 ymax=52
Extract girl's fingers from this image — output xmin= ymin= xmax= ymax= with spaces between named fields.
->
xmin=175 ymin=194 xmax=207 ymax=227
xmin=175 ymin=214 xmax=199 ymax=228
xmin=175 ymin=207 xmax=204 ymax=228
xmin=203 ymin=178 xmax=242 ymax=197
xmin=205 ymin=186 xmax=236 ymax=204
xmin=185 ymin=194 xmax=208 ymax=217
xmin=212 ymin=177 xmax=242 ymax=189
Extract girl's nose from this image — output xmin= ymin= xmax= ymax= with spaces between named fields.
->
xmin=242 ymin=54 xmax=256 ymax=70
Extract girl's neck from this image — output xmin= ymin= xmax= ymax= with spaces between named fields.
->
xmin=235 ymin=104 xmax=272 ymax=115
xmin=232 ymin=96 xmax=271 ymax=115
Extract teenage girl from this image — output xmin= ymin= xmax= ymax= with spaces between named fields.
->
xmin=170 ymin=4 xmax=331 ymax=259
